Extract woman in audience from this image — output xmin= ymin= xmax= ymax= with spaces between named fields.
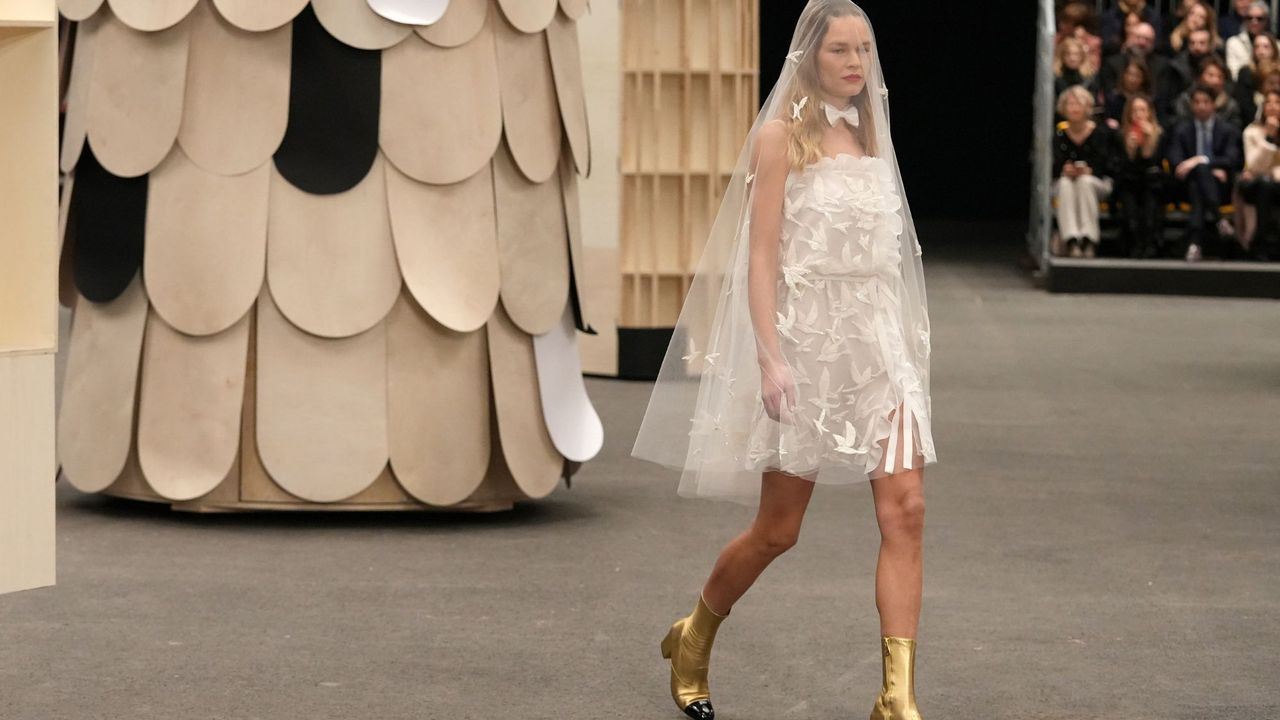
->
xmin=1057 ymin=2 xmax=1104 ymax=72
xmin=1233 ymin=32 xmax=1279 ymax=121
xmin=1234 ymin=90 xmax=1280 ymax=260
xmin=1169 ymin=1 xmax=1223 ymax=54
xmin=1055 ymin=36 xmax=1100 ymax=100
xmin=1053 ymin=86 xmax=1117 ymax=258
xmin=1113 ymin=95 xmax=1167 ymax=258
xmin=1104 ymin=59 xmax=1152 ymax=126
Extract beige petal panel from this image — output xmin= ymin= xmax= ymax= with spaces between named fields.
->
xmin=137 ymin=310 xmax=249 ymax=501
xmin=266 ymin=153 xmax=401 ymax=338
xmin=494 ymin=13 xmax=561 ymax=183
xmin=311 ymin=0 xmax=411 ymax=51
xmin=493 ymin=140 xmax=568 ymax=336
xmin=59 ymin=0 xmax=106 ymax=21
xmin=85 ymin=11 xmax=190 ymax=179
xmin=385 ymin=161 xmax=498 ymax=333
xmin=178 ymin=0 xmax=290 ymax=176
xmin=558 ymin=148 xmax=592 ymax=329
xmin=210 ymin=0 xmax=307 ymax=31
xmin=381 ymin=27 xmax=501 ymax=185
xmin=545 ymin=10 xmax=590 ymax=176
xmin=61 ymin=12 xmax=103 ymax=174
xmin=496 ymin=0 xmax=555 ymax=33
xmin=559 ymin=0 xmax=588 ymax=20
xmin=57 ymin=277 xmax=148 ymax=494
xmin=486 ymin=303 xmax=562 ymax=499
xmin=416 ymin=0 xmax=485 ymax=47
xmin=106 ymin=0 xmax=198 ymax=31
xmin=145 ymin=148 xmax=268 ymax=337
xmin=387 ymin=293 xmax=490 ymax=506
xmin=256 ymin=288 xmax=389 ymax=503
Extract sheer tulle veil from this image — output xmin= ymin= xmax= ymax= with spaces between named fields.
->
xmin=631 ymin=0 xmax=934 ymax=505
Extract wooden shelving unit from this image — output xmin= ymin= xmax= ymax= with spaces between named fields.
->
xmin=0 ymin=0 xmax=58 ymax=595
xmin=619 ymin=0 xmax=758 ymax=328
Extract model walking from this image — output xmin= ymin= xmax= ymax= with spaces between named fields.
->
xmin=632 ymin=2 xmax=937 ymax=718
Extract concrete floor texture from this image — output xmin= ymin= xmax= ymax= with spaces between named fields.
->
xmin=3 ymin=237 xmax=1278 ymax=720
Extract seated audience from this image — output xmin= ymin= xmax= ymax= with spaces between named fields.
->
xmin=1105 ymin=60 xmax=1154 ymax=125
xmin=1227 ymin=2 xmax=1272 ymax=80
xmin=1102 ymin=22 xmax=1168 ymax=98
xmin=1053 ymin=86 xmax=1117 ymax=259
xmin=1166 ymin=85 xmax=1244 ymax=261
xmin=1232 ymin=31 xmax=1279 ymax=121
xmin=1234 ymin=90 xmax=1280 ymax=260
xmin=1169 ymin=1 xmax=1223 ymax=55
xmin=1174 ymin=56 xmax=1243 ymax=128
xmin=1113 ymin=95 xmax=1167 ymax=258
xmin=1057 ymin=2 xmax=1104 ymax=72
xmin=1221 ymin=0 xmax=1257 ymax=40
xmin=1055 ymin=36 xmax=1100 ymax=99
xmin=1161 ymin=29 xmax=1220 ymax=118
xmin=1102 ymin=0 xmax=1164 ymax=56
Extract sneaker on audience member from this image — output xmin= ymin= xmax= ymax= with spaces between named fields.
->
xmin=1083 ymin=238 xmax=1096 ymax=258
xmin=1068 ymin=238 xmax=1083 ymax=257
xmin=1185 ymin=243 xmax=1202 ymax=262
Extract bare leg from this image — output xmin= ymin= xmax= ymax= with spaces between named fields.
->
xmin=701 ymin=469 xmax=816 ymax=613
xmin=868 ymin=405 xmax=926 ymax=638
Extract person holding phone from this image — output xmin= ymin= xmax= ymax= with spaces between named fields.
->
xmin=1114 ymin=95 xmax=1167 ymax=257
xmin=1053 ymin=86 xmax=1117 ymax=258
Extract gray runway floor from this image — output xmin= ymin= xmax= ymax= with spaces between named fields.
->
xmin=4 ymin=236 xmax=1278 ymax=719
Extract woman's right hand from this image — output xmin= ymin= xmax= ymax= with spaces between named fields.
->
xmin=759 ymin=359 xmax=798 ymax=423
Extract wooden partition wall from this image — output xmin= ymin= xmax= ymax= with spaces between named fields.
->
xmin=0 ymin=0 xmax=58 ymax=594
xmin=619 ymin=0 xmax=758 ymax=328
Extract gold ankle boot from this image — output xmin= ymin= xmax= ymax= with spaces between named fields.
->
xmin=659 ymin=594 xmax=728 ymax=720
xmin=869 ymin=635 xmax=923 ymax=720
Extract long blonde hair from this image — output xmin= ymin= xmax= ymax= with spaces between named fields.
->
xmin=1054 ymin=37 xmax=1097 ymax=79
xmin=781 ymin=2 xmax=879 ymax=168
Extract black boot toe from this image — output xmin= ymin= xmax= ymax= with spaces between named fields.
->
xmin=682 ymin=699 xmax=715 ymax=720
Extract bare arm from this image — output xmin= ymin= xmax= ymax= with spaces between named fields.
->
xmin=747 ymin=120 xmax=789 ymax=368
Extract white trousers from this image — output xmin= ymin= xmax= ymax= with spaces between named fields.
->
xmin=1054 ymin=175 xmax=1113 ymax=241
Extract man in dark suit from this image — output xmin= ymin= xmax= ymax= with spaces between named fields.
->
xmin=1167 ymin=85 xmax=1245 ymax=260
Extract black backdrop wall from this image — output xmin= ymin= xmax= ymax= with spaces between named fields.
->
xmin=759 ymin=2 xmax=1037 ymax=221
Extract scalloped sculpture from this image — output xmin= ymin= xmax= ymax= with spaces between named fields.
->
xmin=57 ymin=0 xmax=602 ymax=512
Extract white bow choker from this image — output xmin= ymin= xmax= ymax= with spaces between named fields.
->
xmin=823 ymin=101 xmax=860 ymax=128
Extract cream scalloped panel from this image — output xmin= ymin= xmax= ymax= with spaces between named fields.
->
xmin=56 ymin=0 xmax=601 ymax=511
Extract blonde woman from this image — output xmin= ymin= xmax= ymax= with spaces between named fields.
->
xmin=1169 ymin=1 xmax=1222 ymax=54
xmin=1114 ymin=95 xmax=1166 ymax=257
xmin=1055 ymin=36 xmax=1100 ymax=98
xmin=634 ymin=1 xmax=937 ymax=717
xmin=1054 ymin=86 xmax=1117 ymax=258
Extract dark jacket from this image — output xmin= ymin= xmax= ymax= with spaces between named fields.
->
xmin=1100 ymin=50 xmax=1168 ymax=98
xmin=1055 ymin=69 xmax=1099 ymax=101
xmin=1165 ymin=116 xmax=1244 ymax=173
xmin=1053 ymin=123 xmax=1118 ymax=180
xmin=1159 ymin=50 xmax=1222 ymax=116
xmin=1101 ymin=6 xmax=1163 ymax=55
